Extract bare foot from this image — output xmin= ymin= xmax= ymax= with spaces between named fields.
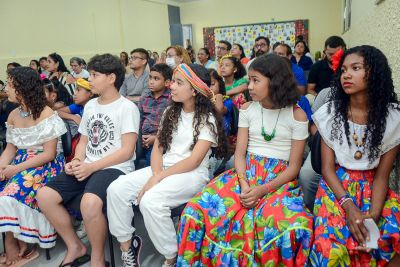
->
xmin=61 ymin=242 xmax=87 ymax=266
xmin=17 ymin=240 xmax=28 ymax=257
xmin=5 ymin=234 xmax=20 ymax=266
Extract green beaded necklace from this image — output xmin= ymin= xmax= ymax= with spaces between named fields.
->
xmin=261 ymin=106 xmax=281 ymax=142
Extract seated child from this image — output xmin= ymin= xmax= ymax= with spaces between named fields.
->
xmin=138 ymin=63 xmax=172 ymax=166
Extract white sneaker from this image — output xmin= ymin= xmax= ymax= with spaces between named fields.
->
xmin=76 ymin=221 xmax=87 ymax=239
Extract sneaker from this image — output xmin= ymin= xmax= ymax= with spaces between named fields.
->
xmin=161 ymin=259 xmax=176 ymax=267
xmin=76 ymin=221 xmax=87 ymax=239
xmin=121 ymin=235 xmax=142 ymax=267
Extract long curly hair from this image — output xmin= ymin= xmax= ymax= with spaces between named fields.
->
xmin=328 ymin=45 xmax=399 ymax=163
xmin=7 ymin=67 xmax=48 ymax=120
xmin=158 ymin=64 xmax=228 ymax=158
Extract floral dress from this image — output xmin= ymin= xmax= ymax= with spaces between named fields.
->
xmin=0 ymin=113 xmax=66 ymax=248
xmin=226 ymin=77 xmax=248 ymax=109
xmin=310 ymin=102 xmax=400 ymax=266
xmin=177 ymin=102 xmax=314 ymax=266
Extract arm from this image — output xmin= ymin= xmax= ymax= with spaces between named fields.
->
xmin=150 ymin=137 xmax=163 ymax=175
xmin=297 ymin=85 xmax=306 ymax=96
xmin=0 ymin=143 xmax=17 ymax=168
xmin=215 ymin=94 xmax=227 ymax=115
xmin=57 ymin=106 xmax=72 ymax=114
xmin=72 ymin=133 xmax=137 ymax=180
xmin=234 ymin=127 xmax=250 ymax=190
xmin=156 ymin=139 xmax=212 ymax=181
xmin=369 ymin=145 xmax=399 ymax=222
xmin=57 ymin=110 xmax=81 ymax=125
xmin=2 ymin=138 xmax=58 ymax=179
xmin=226 ymin=83 xmax=248 ymax=96
xmin=120 ymin=80 xmax=128 ymax=97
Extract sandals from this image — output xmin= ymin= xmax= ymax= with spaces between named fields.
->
xmin=59 ymin=254 xmax=91 ymax=267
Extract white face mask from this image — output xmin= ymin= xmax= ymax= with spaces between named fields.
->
xmin=166 ymin=57 xmax=176 ymax=69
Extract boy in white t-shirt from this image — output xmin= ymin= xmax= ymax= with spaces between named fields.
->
xmin=37 ymin=54 xmax=140 ymax=267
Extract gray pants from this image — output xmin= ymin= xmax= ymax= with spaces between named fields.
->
xmin=298 ymin=153 xmax=321 ymax=212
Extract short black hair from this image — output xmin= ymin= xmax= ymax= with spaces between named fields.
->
xmin=219 ymin=40 xmax=232 ymax=51
xmin=325 ymin=36 xmax=346 ymax=49
xmin=0 ymin=80 xmax=4 ymax=86
xmin=87 ymin=54 xmax=125 ymax=90
xmin=7 ymin=62 xmax=21 ymax=68
xmin=199 ymin=47 xmax=211 ymax=60
xmin=39 ymin=57 xmax=47 ymax=62
xmin=255 ymin=36 xmax=270 ymax=47
xmin=274 ymin=43 xmax=292 ymax=56
xmin=249 ymin=54 xmax=299 ymax=108
xmin=150 ymin=63 xmax=173 ymax=81
xmin=130 ymin=48 xmax=149 ymax=62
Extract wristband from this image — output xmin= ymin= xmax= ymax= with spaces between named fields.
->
xmin=340 ymin=197 xmax=352 ymax=207
xmin=237 ymin=173 xmax=246 ymax=182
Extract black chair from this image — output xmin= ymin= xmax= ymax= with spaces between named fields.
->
xmin=65 ymin=193 xmax=116 ymax=267
xmin=310 ymin=131 xmax=322 ymax=175
xmin=61 ymin=120 xmax=73 ymax=158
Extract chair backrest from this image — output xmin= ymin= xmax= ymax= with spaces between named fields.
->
xmin=61 ymin=120 xmax=73 ymax=157
xmin=310 ymin=131 xmax=322 ymax=175
xmin=230 ymin=105 xmax=239 ymax=136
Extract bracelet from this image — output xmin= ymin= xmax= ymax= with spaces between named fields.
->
xmin=237 ymin=173 xmax=246 ymax=182
xmin=337 ymin=193 xmax=349 ymax=203
xmin=340 ymin=198 xmax=352 ymax=207
xmin=71 ymin=157 xmax=81 ymax=162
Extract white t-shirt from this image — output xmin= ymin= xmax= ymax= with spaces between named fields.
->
xmin=313 ymin=102 xmax=400 ymax=170
xmin=79 ymin=96 xmax=140 ymax=174
xmin=162 ymin=109 xmax=217 ymax=170
xmin=238 ymin=101 xmax=309 ymax=161
xmin=72 ymin=69 xmax=90 ymax=79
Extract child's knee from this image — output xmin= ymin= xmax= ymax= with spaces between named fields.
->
xmin=81 ymin=193 xmax=103 ymax=219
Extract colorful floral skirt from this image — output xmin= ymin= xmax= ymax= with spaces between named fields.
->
xmin=0 ymin=149 xmax=64 ymax=248
xmin=177 ymin=153 xmax=314 ymax=266
xmin=309 ymin=166 xmax=400 ymax=266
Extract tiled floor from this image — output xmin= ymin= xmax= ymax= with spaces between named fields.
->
xmin=0 ymin=212 xmax=165 ymax=267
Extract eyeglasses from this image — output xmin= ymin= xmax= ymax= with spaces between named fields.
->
xmin=255 ymin=43 xmax=267 ymax=49
xmin=216 ymin=46 xmax=227 ymax=51
xmin=129 ymin=56 xmax=145 ymax=61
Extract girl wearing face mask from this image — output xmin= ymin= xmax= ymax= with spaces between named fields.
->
xmin=165 ymin=45 xmax=192 ymax=69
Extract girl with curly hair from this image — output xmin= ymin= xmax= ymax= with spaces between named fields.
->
xmin=177 ymin=54 xmax=314 ymax=266
xmin=309 ymin=45 xmax=400 ymax=266
xmin=0 ymin=67 xmax=66 ymax=266
xmin=107 ymin=63 xmax=227 ymax=267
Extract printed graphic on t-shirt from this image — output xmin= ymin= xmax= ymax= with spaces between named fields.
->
xmin=86 ymin=113 xmax=115 ymax=156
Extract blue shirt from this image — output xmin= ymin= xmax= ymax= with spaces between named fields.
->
xmin=223 ymin=98 xmax=234 ymax=136
xmin=292 ymin=63 xmax=306 ymax=86
xmin=68 ymin=104 xmax=84 ymax=117
xmin=297 ymin=96 xmax=313 ymax=122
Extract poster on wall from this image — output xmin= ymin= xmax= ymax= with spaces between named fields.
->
xmin=203 ymin=20 xmax=309 ymax=58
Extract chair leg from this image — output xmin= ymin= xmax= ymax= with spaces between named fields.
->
xmin=46 ymin=248 xmax=51 ymax=260
xmin=108 ymin=231 xmax=115 ymax=267
xmin=2 ymin=232 xmax=5 ymax=253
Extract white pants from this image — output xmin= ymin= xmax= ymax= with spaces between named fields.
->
xmin=107 ymin=166 xmax=209 ymax=259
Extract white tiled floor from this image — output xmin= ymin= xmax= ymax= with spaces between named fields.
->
xmin=0 ymin=212 xmax=165 ymax=267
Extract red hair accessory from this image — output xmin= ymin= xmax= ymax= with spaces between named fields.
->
xmin=40 ymin=73 xmax=46 ymax=80
xmin=331 ymin=49 xmax=344 ymax=73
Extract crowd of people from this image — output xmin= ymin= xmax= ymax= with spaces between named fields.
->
xmin=0 ymin=34 xmax=399 ymax=267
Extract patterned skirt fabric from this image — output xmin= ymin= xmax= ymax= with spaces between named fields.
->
xmin=177 ymin=153 xmax=314 ymax=266
xmin=310 ymin=166 xmax=400 ymax=266
xmin=0 ymin=149 xmax=65 ymax=248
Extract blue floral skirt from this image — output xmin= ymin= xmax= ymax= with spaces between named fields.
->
xmin=0 ymin=149 xmax=64 ymax=248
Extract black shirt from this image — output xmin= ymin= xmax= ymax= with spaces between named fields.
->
xmin=308 ymin=59 xmax=334 ymax=94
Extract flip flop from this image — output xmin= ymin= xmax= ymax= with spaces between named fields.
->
xmin=59 ymin=254 xmax=91 ymax=267
xmin=7 ymin=248 xmax=39 ymax=267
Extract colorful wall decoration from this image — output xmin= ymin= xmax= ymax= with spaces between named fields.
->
xmin=203 ymin=20 xmax=309 ymax=58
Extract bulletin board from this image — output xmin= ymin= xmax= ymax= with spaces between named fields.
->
xmin=203 ymin=20 xmax=309 ymax=58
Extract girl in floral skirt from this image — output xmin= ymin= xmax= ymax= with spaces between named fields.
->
xmin=310 ymin=45 xmax=400 ymax=266
xmin=0 ymin=67 xmax=66 ymax=266
xmin=177 ymin=54 xmax=314 ymax=266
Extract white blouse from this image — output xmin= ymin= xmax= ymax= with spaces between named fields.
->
xmin=238 ymin=101 xmax=309 ymax=161
xmin=312 ymin=102 xmax=400 ymax=170
xmin=6 ymin=113 xmax=67 ymax=154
